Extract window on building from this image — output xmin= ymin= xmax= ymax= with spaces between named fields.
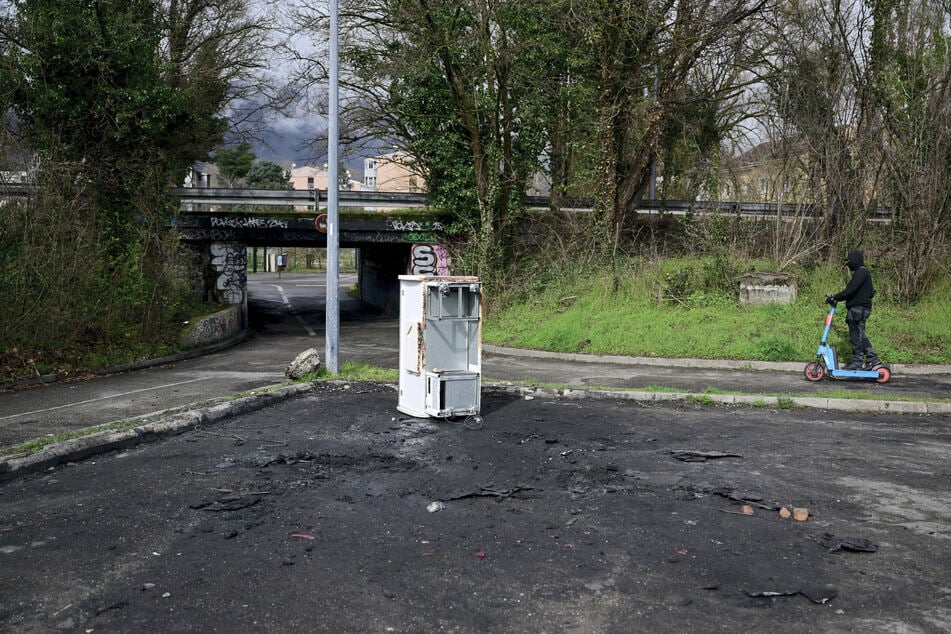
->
xmin=409 ymin=177 xmax=418 ymax=193
xmin=307 ymin=177 xmax=314 ymax=189
xmin=365 ymin=176 xmax=377 ymax=190
xmin=758 ymin=178 xmax=767 ymax=195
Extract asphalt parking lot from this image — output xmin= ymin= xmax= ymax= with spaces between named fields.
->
xmin=1 ymin=381 xmax=949 ymax=633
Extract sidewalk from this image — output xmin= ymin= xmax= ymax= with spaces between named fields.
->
xmin=485 ymin=344 xmax=951 ymax=376
xmin=481 ymin=345 xmax=951 ymax=416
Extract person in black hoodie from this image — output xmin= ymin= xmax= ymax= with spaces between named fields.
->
xmin=826 ymin=250 xmax=880 ymax=370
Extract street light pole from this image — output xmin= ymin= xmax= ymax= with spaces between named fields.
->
xmin=325 ymin=0 xmax=340 ymax=374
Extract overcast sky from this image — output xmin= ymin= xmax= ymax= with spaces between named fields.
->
xmin=229 ymin=1 xmax=386 ymax=177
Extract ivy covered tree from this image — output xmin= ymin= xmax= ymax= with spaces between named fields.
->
xmin=289 ymin=0 xmax=560 ymax=282
xmin=1 ymin=0 xmax=271 ymax=244
xmin=0 ymin=0 xmax=272 ymax=356
xmin=387 ymin=2 xmax=554 ymax=279
xmin=4 ymin=0 xmax=197 ymax=246
xmin=288 ymin=0 xmax=767 ymax=281
xmin=865 ymin=0 xmax=951 ymax=301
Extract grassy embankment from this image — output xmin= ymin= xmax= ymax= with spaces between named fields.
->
xmin=483 ymin=258 xmax=950 ymax=365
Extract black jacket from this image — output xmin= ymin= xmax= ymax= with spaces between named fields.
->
xmin=833 ymin=251 xmax=874 ymax=309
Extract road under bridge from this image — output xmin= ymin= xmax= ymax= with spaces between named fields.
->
xmin=171 ymin=188 xmax=457 ymax=319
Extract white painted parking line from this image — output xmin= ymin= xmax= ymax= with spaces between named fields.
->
xmin=295 ymin=315 xmax=317 ymax=337
xmin=0 ymin=378 xmax=211 ymax=423
xmin=273 ymin=284 xmax=291 ymax=304
xmin=271 ymin=284 xmax=317 ymax=337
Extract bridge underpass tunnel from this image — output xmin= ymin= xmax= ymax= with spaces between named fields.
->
xmin=183 ymin=233 xmax=454 ymax=319
xmin=357 ymin=243 xmax=413 ymax=315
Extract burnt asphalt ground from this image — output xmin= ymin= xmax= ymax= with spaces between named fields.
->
xmin=1 ymin=272 xmax=950 ymax=632
xmin=1 ymin=381 xmax=950 ymax=633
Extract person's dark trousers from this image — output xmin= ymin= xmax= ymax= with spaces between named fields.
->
xmin=845 ymin=306 xmax=878 ymax=367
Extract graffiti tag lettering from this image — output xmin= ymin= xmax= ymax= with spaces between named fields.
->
xmin=403 ymin=232 xmax=436 ymax=243
xmin=210 ymin=216 xmax=289 ymax=230
xmin=387 ymin=219 xmax=445 ymax=232
xmin=411 ymin=244 xmax=450 ymax=276
xmin=209 ymin=242 xmax=248 ymax=304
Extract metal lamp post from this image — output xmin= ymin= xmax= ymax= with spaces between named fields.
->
xmin=326 ymin=0 xmax=340 ymax=374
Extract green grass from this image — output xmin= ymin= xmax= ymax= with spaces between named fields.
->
xmin=484 ymin=259 xmax=951 ymax=364
xmin=306 ymin=361 xmax=399 ymax=383
xmin=776 ymin=397 xmax=799 ymax=409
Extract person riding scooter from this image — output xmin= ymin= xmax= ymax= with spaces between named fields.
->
xmin=826 ymin=250 xmax=880 ymax=370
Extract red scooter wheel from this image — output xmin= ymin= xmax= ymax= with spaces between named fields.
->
xmin=876 ymin=366 xmax=891 ymax=384
xmin=804 ymin=361 xmax=825 ymax=382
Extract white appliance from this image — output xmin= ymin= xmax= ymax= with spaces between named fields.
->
xmin=398 ymin=275 xmax=481 ymax=418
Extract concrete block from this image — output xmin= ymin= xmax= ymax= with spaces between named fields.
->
xmin=739 ymin=272 xmax=797 ymax=306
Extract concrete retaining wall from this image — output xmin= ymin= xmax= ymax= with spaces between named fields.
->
xmin=179 ymin=304 xmax=246 ymax=349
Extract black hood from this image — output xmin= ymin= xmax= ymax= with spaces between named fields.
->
xmin=846 ymin=251 xmax=864 ymax=271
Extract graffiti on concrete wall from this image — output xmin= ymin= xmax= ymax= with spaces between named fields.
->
xmin=209 ymin=242 xmax=247 ymax=304
xmin=388 ymin=219 xmax=445 ymax=232
xmin=180 ymin=305 xmax=243 ymax=349
xmin=386 ymin=219 xmax=446 ymax=244
xmin=411 ymin=243 xmax=450 ymax=276
xmin=211 ymin=216 xmax=289 ymax=229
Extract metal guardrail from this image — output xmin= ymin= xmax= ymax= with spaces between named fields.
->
xmin=167 ymin=187 xmax=431 ymax=209
xmin=2 ymin=184 xmax=893 ymax=220
xmin=0 ymin=183 xmax=41 ymax=197
xmin=168 ymin=189 xmax=893 ymax=220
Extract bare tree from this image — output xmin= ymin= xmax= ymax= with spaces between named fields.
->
xmin=758 ymin=0 xmax=876 ymax=258
xmin=539 ymin=0 xmax=769 ymax=266
xmin=158 ymin=0 xmax=285 ymax=152
xmin=867 ymin=0 xmax=951 ymax=301
xmin=760 ymin=0 xmax=950 ymax=300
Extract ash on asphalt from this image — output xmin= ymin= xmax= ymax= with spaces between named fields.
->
xmin=1 ymin=382 xmax=949 ymax=633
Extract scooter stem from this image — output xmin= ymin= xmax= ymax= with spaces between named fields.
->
xmin=821 ymin=305 xmax=836 ymax=344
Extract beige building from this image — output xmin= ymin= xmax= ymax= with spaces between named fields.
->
xmin=720 ymin=139 xmax=809 ymax=203
xmin=363 ymin=151 xmax=425 ymax=193
xmin=289 ymin=165 xmax=362 ymax=192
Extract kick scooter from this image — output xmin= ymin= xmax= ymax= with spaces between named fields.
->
xmin=803 ymin=304 xmax=890 ymax=383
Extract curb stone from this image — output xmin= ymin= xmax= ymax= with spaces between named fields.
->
xmin=483 ymin=383 xmax=951 ymax=415
xmin=0 ymin=382 xmax=314 ymax=483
